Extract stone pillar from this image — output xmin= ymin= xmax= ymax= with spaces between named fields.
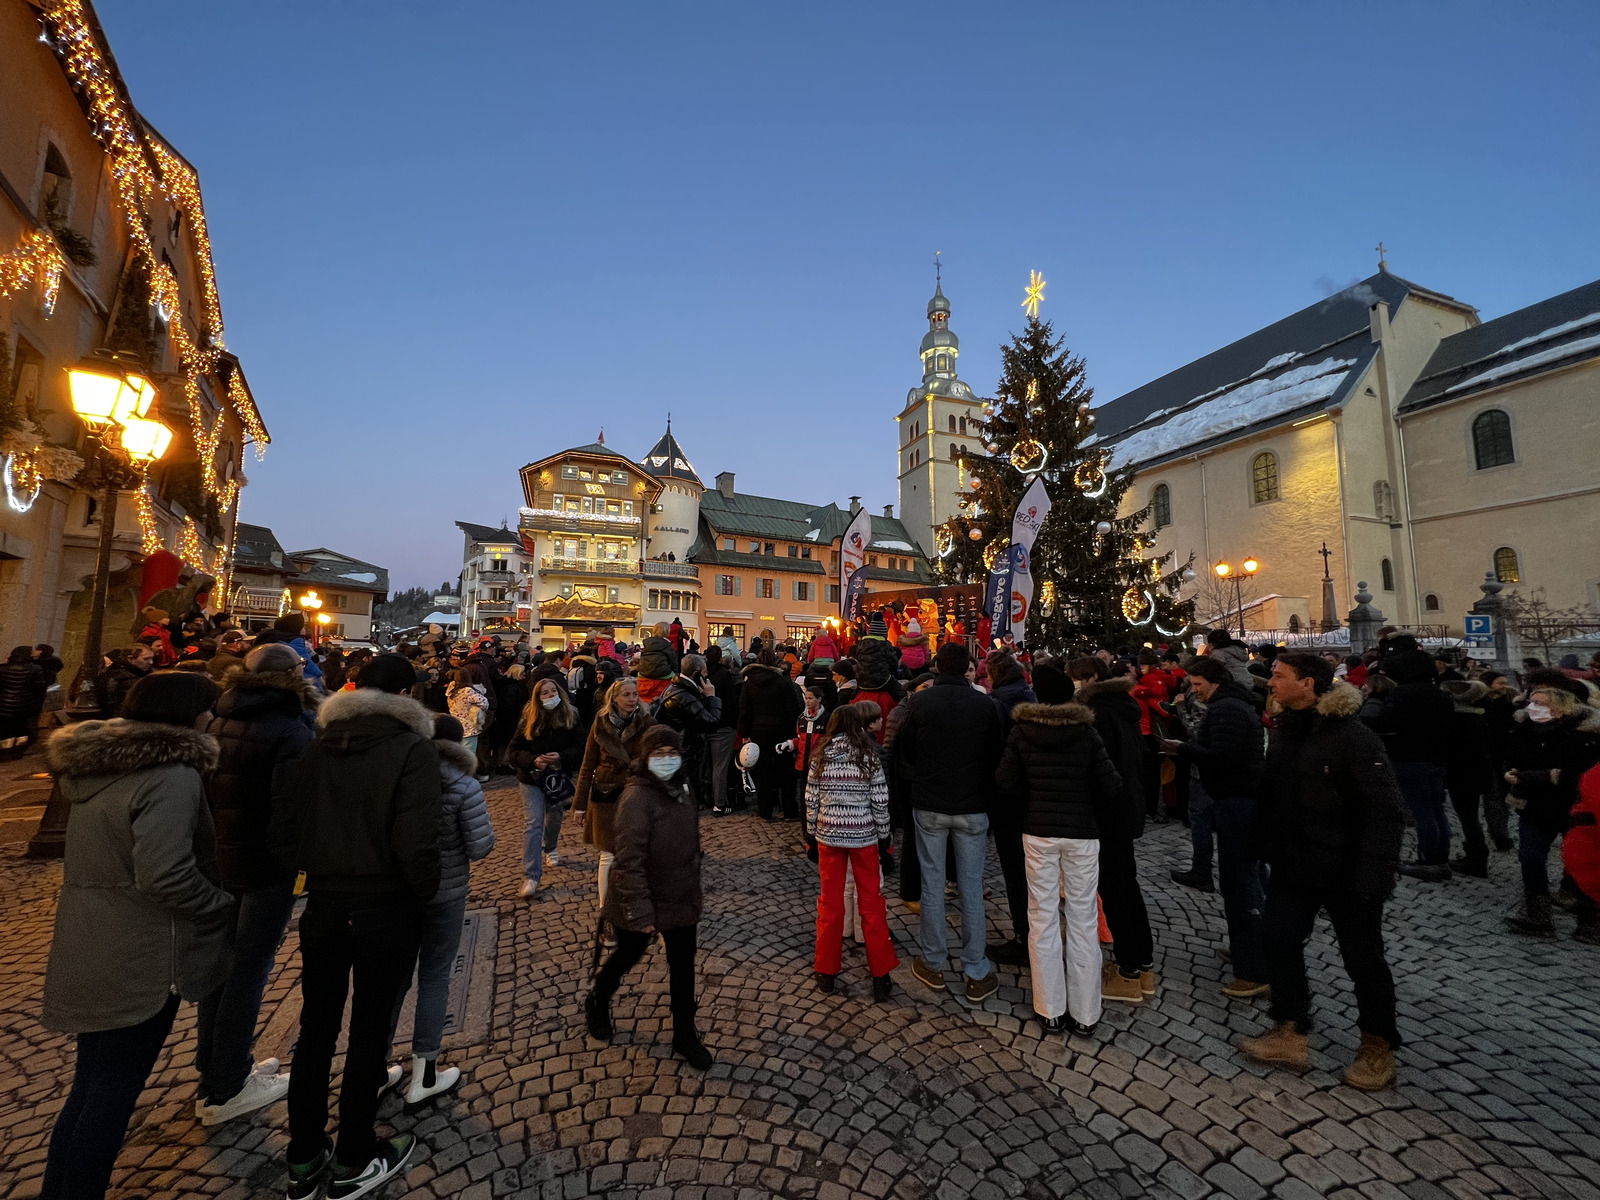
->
xmin=1468 ymin=572 xmax=1521 ymax=675
xmin=1319 ymin=576 xmax=1340 ymax=633
xmin=1347 ymin=581 xmax=1385 ymax=655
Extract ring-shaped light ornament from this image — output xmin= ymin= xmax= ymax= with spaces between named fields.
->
xmin=1074 ymin=458 xmax=1108 ymax=499
xmin=1122 ymin=586 xmax=1155 ymax=626
xmin=1154 ymin=617 xmax=1189 ymax=639
xmin=1010 ymin=439 xmax=1048 ymax=474
xmin=934 ymin=526 xmax=955 ymax=558
xmin=1038 ymin=579 xmax=1057 ymax=616
xmin=4 ymin=453 xmax=43 ymax=513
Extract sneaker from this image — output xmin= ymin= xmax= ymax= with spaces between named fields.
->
xmin=1101 ymin=963 xmax=1143 ymax=1005
xmin=543 ymin=851 xmax=561 ymax=868
xmin=1343 ymin=1033 xmax=1396 ymax=1091
xmin=711 ymin=806 xmax=728 ymax=817
xmin=1170 ymin=868 xmax=1214 ymax=892
xmin=987 ymin=938 xmax=1028 ymax=966
xmin=197 ymin=1070 xmax=291 ymax=1126
xmin=672 ymin=1028 xmax=714 ymax=1070
xmin=1238 ymin=1021 xmax=1310 ymax=1072
xmin=518 ymin=878 xmax=539 ymax=900
xmin=965 ymin=969 xmax=998 ymax=1003
xmin=814 ymin=972 xmax=837 ymax=994
xmin=872 ymin=973 xmax=893 ymax=1003
xmin=326 ymin=1135 xmax=416 ymax=1200
xmin=286 ymin=1138 xmax=334 ymax=1200
xmin=1037 ymin=1013 xmax=1067 ymax=1036
xmin=584 ymin=991 xmax=613 ymax=1041
xmin=910 ymin=957 xmax=946 ymax=991
xmin=1222 ymin=978 xmax=1271 ymax=1000
xmin=254 ymin=1057 xmax=282 ymax=1076
xmin=601 ymin=919 xmax=618 ymax=949
xmin=378 ymin=1064 xmax=402 ymax=1096
xmin=403 ymin=1055 xmax=461 ymax=1110
xmin=1066 ymin=1017 xmax=1099 ymax=1038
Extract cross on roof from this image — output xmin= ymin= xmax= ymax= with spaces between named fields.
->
xmin=934 ymin=250 xmax=942 ymax=287
xmin=1376 ymin=242 xmax=1389 ymax=270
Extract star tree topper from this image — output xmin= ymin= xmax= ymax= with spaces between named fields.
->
xmin=1022 ymin=269 xmax=1046 ymax=319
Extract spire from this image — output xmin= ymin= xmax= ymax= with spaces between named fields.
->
xmin=597 ymin=427 xmax=605 ymax=445
xmin=640 ymin=417 xmax=702 ymax=487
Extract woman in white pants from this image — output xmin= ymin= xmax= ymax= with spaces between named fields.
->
xmin=995 ymin=673 xmax=1123 ymax=1037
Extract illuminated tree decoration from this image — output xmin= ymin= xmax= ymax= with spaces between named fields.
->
xmin=1073 ymin=457 xmax=1108 ymax=498
xmin=983 ymin=538 xmax=1007 ymax=570
xmin=1022 ymin=270 xmax=1046 ymax=319
xmin=934 ymin=526 xmax=954 ymax=558
xmin=1154 ymin=617 xmax=1190 ymax=639
xmin=968 ymin=525 xmax=984 ymax=541
xmin=1039 ymin=579 xmax=1057 ymax=616
xmin=0 ymin=229 xmax=66 ymax=316
xmin=4 ymin=453 xmax=43 ymax=513
xmin=1122 ymin=586 xmax=1155 ymax=625
xmin=1010 ymin=438 xmax=1048 ymax=474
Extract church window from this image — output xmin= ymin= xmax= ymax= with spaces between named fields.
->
xmin=1423 ymin=593 xmax=1440 ymax=611
xmin=1373 ymin=480 xmax=1395 ymax=521
xmin=948 ymin=415 xmax=956 ymax=432
xmin=1493 ymin=546 xmax=1520 ymax=584
xmin=949 ymin=444 xmax=958 ymax=460
xmin=1251 ymin=452 xmax=1280 ymax=503
xmin=1288 ymin=614 xmax=1301 ymax=633
xmin=959 ymin=416 xmax=967 ymax=435
xmin=1472 ymin=409 xmax=1515 ymax=469
xmin=1151 ymin=483 xmax=1171 ymax=529
xmin=1380 ymin=558 xmax=1395 ymax=591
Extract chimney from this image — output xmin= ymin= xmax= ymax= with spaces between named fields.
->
xmin=848 ymin=495 xmax=862 ymax=515
xmin=1369 ymin=300 xmax=1390 ymax=345
xmin=882 ymin=504 xmax=894 ymax=518
xmin=715 ymin=471 xmax=735 ymax=499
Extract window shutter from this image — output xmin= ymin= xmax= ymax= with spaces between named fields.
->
xmin=734 ymin=575 xmax=741 ymax=596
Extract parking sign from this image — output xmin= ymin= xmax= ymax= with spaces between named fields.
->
xmin=1464 ymin=614 xmax=1492 ymax=637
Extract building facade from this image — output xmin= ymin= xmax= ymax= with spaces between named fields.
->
xmin=455 ymin=521 xmax=532 ymax=637
xmin=282 ymin=548 xmax=388 ymax=642
xmin=897 ymin=280 xmax=984 ymax=557
xmin=1 ymin=0 xmax=265 ymax=678
xmin=227 ymin=522 xmax=292 ymax=631
xmin=1096 ymin=268 xmax=1600 ymax=635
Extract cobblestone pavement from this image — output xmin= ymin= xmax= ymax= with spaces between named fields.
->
xmin=2 ymin=772 xmax=1598 ymax=1200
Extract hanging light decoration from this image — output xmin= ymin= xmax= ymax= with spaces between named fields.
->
xmin=986 ymin=442 xmax=1001 ymax=454
xmin=968 ymin=525 xmax=984 ymax=541
xmin=934 ymin=526 xmax=954 ymax=558
xmin=1155 ymin=616 xmax=1190 ymax=639
xmin=1095 ymin=520 xmax=1112 ymax=535
xmin=1074 ymin=456 xmax=1108 ymax=499
xmin=982 ymin=403 xmax=995 ymax=418
xmin=3 ymin=452 xmax=44 ymax=513
xmin=1122 ymin=587 xmax=1155 ymax=625
xmin=1010 ymin=439 xmax=1048 ymax=474
xmin=1181 ymin=565 xmax=1196 ymax=582
xmin=983 ymin=539 xmax=1007 ymax=569
xmin=1039 ymin=579 xmax=1057 ymax=616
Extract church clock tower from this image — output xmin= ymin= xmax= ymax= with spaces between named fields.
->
xmin=897 ymin=271 xmax=983 ymax=557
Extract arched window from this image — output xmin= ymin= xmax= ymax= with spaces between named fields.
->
xmin=959 ymin=416 xmax=967 ymax=435
xmin=1251 ymin=452 xmax=1280 ymax=503
xmin=1151 ymin=483 xmax=1171 ymax=529
xmin=1373 ymin=480 xmax=1395 ymax=521
xmin=949 ymin=444 xmax=958 ymax=460
xmin=1423 ymin=593 xmax=1440 ymax=611
xmin=948 ymin=414 xmax=957 ymax=433
xmin=1381 ymin=558 xmax=1395 ymax=591
xmin=1473 ymin=410 xmax=1515 ymax=469
xmin=1288 ymin=614 xmax=1302 ymax=632
xmin=1493 ymin=546 xmax=1520 ymax=583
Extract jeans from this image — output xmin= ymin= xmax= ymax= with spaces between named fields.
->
xmin=1392 ymin=761 xmax=1451 ymax=865
xmin=706 ymin=728 xmax=736 ymax=810
xmin=593 ymin=924 xmax=698 ymax=1029
xmin=1023 ymin=835 xmax=1102 ymax=1026
xmin=816 ymin=844 xmax=898 ymax=977
xmin=195 ymin=881 xmax=297 ymax=1102
xmin=43 ymin=995 xmax=179 ymax=1200
xmin=288 ymin=891 xmax=421 ymax=1170
xmin=396 ymin=898 xmax=468 ymax=1059
xmin=1518 ymin=816 xmax=1558 ymax=900
xmin=988 ymin=806 xmax=1030 ymax=944
xmin=1097 ymin=838 xmax=1153 ymax=974
xmin=1187 ymin=778 xmax=1215 ymax=880
xmin=1213 ymin=794 xmax=1267 ymax=983
xmin=1262 ymin=880 xmax=1399 ymax=1046
xmin=520 ymin=783 xmax=566 ymax=884
xmin=913 ymin=808 xmax=991 ymax=980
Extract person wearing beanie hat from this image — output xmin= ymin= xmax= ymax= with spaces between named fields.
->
xmin=1032 ymin=660 xmax=1073 ymax=706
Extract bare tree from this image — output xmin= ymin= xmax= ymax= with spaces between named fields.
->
xmin=1190 ymin=572 xmax=1263 ymax=634
xmin=1502 ymin=588 xmax=1600 ymax=665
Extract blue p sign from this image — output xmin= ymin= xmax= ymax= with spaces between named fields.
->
xmin=1464 ymin=614 xmax=1492 ymax=637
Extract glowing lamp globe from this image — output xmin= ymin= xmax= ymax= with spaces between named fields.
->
xmin=1214 ymin=562 xmax=1231 ymax=578
xmin=1243 ymin=557 xmax=1260 ymax=574
xmin=115 ymin=416 xmax=173 ymax=463
xmin=968 ymin=526 xmax=984 ymax=541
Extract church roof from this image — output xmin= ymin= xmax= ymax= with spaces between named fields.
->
xmin=928 ymin=283 xmax=951 ymax=317
xmin=639 ymin=423 xmax=703 ymax=486
xmin=1398 ymin=278 xmax=1600 ymax=414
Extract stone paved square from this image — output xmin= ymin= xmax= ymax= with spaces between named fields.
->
xmin=2 ymin=774 xmax=1597 ymax=1200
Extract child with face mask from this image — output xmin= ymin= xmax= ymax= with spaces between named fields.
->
xmin=507 ymin=677 xmax=585 ymax=898
xmin=583 ymin=726 xmax=713 ymax=1069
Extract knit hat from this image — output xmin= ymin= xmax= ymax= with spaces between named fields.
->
xmin=867 ymin=613 xmax=887 ymax=637
xmin=1033 ymin=660 xmax=1073 ymax=705
xmin=244 ymin=643 xmax=302 ymax=674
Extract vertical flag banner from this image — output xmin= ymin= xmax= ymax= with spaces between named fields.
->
xmin=840 ymin=506 xmax=873 ymax=621
xmin=1008 ymin=476 xmax=1053 ymax=644
xmin=984 ymin=548 xmax=1012 ymax=649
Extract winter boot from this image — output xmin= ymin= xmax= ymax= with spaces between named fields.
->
xmin=1449 ymin=854 xmax=1488 ymax=879
xmin=1504 ymin=893 xmax=1556 ymax=937
xmin=814 ymin=972 xmax=837 ymax=994
xmin=404 ymin=1055 xmax=461 ymax=1109
xmin=986 ymin=938 xmax=1028 ymax=966
xmin=1343 ymin=1033 xmax=1396 ymax=1091
xmin=1170 ymin=868 xmax=1214 ymax=893
xmin=584 ymin=991 xmax=613 ymax=1041
xmin=1101 ymin=962 xmax=1143 ymax=1005
xmin=872 ymin=973 xmax=894 ymax=1003
xmin=1238 ymin=1021 xmax=1310 ymax=1072
xmin=672 ymin=1026 xmax=713 ymax=1070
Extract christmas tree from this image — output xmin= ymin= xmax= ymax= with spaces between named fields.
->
xmin=934 ymin=288 xmax=1193 ymax=649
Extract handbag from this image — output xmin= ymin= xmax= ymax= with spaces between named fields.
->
xmin=541 ymin=768 xmax=576 ymax=805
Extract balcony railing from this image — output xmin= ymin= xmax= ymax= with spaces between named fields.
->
xmin=475 ymin=569 xmax=515 ymax=583
xmin=539 ymin=556 xmax=637 ymax=577
xmin=474 ymin=600 xmax=516 ymax=614
xmin=520 ymin=507 xmax=642 ymax=534
xmin=230 ymin=586 xmax=287 ymax=616
xmin=642 ymin=560 xmax=700 ymax=580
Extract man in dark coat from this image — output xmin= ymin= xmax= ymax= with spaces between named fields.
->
xmin=1162 ymin=656 xmax=1266 ymax=997
xmin=703 ymin=646 xmax=741 ymax=814
xmin=1239 ymin=652 xmax=1404 ymax=1092
xmin=736 ymin=649 xmax=803 ymax=819
xmin=96 ymin=643 xmax=154 ymax=717
xmin=272 ymin=654 xmax=441 ymax=1195
xmin=656 ymin=654 xmax=722 ymax=808
xmin=898 ymin=642 xmax=1005 ymax=1001
xmin=983 ymin=650 xmax=1038 ymax=966
xmin=1367 ymin=648 xmax=1455 ymax=880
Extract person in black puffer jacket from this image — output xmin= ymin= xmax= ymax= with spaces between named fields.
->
xmin=737 ymin=649 xmax=803 ymax=820
xmin=1067 ymin=659 xmax=1156 ymax=1003
xmin=704 ymin=646 xmax=742 ymax=814
xmin=982 ymin=651 xmax=1039 ymax=967
xmin=194 ymin=642 xmax=318 ymax=1122
xmin=0 ymin=645 xmax=47 ymax=753
xmin=657 ymin=654 xmax=722 ymax=809
xmin=1367 ymin=648 xmax=1455 ymax=879
xmin=996 ymin=691 xmax=1121 ymax=1037
xmin=637 ymin=622 xmax=681 ymax=682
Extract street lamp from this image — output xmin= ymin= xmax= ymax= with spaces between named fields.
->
xmin=299 ymin=590 xmax=323 ymax=647
xmin=316 ymin=610 xmax=332 ymax=649
xmin=1214 ymin=557 xmax=1260 ymax=638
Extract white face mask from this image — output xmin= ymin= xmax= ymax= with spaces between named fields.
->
xmin=648 ymin=755 xmax=682 ymax=780
xmin=1525 ymin=703 xmax=1554 ymax=723
xmin=541 ymin=695 xmax=561 ymax=710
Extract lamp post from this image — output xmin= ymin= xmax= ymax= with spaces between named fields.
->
xmin=299 ymin=590 xmax=323 ymax=649
xmin=316 ymin=611 xmax=332 ymax=648
xmin=1213 ymin=557 xmax=1260 ymax=639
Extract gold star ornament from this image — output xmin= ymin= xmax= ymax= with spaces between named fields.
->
xmin=1022 ymin=270 xmax=1046 ymax=319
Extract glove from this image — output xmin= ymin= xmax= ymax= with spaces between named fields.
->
xmin=878 ymin=837 xmax=896 ymax=874
xmin=776 ymin=740 xmax=795 ymax=753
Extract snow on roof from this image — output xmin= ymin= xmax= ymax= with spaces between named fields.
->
xmin=804 ymin=529 xmax=821 ymax=541
xmin=1495 ymin=311 xmax=1600 ymax=358
xmin=871 ymin=539 xmax=915 ymax=551
xmin=1444 ymin=330 xmax=1600 ymax=397
xmin=1108 ymin=356 xmax=1356 ymax=467
xmin=339 ymin=571 xmax=379 ymax=583
xmin=421 ymin=611 xmax=461 ymax=626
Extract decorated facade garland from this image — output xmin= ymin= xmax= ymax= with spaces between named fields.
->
xmin=0 ymin=229 xmax=66 ymax=315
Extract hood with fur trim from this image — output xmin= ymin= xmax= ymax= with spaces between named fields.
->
xmin=1009 ymin=701 xmax=1096 ymax=727
xmin=218 ymin=669 xmax=322 ymax=712
xmin=1070 ymin=676 xmax=1136 ymax=705
xmin=316 ymin=686 xmax=436 ymax=739
xmin=1268 ymin=679 xmax=1364 ymax=720
xmin=435 ymin=738 xmax=478 ymax=774
xmin=47 ymin=719 xmax=218 ymax=781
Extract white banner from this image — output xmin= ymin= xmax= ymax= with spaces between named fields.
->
xmin=1008 ymin=476 xmax=1052 ymax=644
xmin=840 ymin=507 xmax=874 ymax=618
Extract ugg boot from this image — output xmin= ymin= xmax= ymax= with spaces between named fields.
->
xmin=872 ymin=973 xmax=893 ymax=1003
xmin=584 ymin=991 xmax=613 ymax=1041
xmin=1238 ymin=1021 xmax=1310 ymax=1072
xmin=404 ymin=1055 xmax=461 ymax=1109
xmin=1343 ymin=1033 xmax=1396 ymax=1091
xmin=1504 ymin=893 xmax=1556 ymax=937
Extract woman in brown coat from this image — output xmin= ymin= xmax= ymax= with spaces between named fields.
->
xmin=582 ymin=725 xmax=711 ymax=1069
xmin=574 ymin=676 xmax=655 ymax=920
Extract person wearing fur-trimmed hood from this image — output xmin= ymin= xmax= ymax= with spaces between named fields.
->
xmin=41 ymin=670 xmax=234 ymax=1200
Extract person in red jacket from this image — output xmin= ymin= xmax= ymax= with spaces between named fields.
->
xmin=1130 ymin=652 xmax=1178 ymax=737
xmin=807 ymin=626 xmax=842 ymax=667
xmin=782 ymin=683 xmax=831 ymax=781
xmin=1562 ymin=763 xmax=1600 ymax=944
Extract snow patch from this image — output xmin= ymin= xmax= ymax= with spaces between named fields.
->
xmin=1495 ymin=312 xmax=1600 ymax=358
xmin=1259 ymin=351 xmax=1302 ymax=371
xmin=871 ymin=539 xmax=915 ymax=551
xmin=804 ymin=529 xmax=821 ymax=541
xmin=339 ymin=571 xmax=379 ymax=583
xmin=1109 ymin=357 xmax=1357 ymax=467
xmin=1446 ymin=332 xmax=1600 ymax=396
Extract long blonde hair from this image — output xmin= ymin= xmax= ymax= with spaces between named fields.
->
xmin=520 ymin=676 xmax=578 ymax=738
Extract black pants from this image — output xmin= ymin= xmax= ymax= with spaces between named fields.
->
xmin=43 ymin=994 xmax=179 ymax=1200
xmin=592 ymin=924 xmax=698 ymax=1029
xmin=1262 ymin=880 xmax=1399 ymax=1047
xmin=989 ymin=808 xmax=1029 ymax=943
xmin=287 ymin=891 xmax=421 ymax=1170
xmin=1097 ymin=838 xmax=1153 ymax=973
xmin=1445 ymin=766 xmax=1489 ymax=866
xmin=752 ymin=738 xmax=796 ymax=819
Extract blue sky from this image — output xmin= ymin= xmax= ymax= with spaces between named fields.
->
xmin=96 ymin=2 xmax=1600 ymax=592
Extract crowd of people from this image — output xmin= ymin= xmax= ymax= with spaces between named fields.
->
xmin=31 ymin=601 xmax=1600 ymax=1200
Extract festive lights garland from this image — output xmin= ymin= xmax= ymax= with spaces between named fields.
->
xmin=0 ymin=229 xmax=66 ymax=315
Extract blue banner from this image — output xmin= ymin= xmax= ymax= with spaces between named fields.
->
xmin=983 ymin=549 xmax=1012 ymax=648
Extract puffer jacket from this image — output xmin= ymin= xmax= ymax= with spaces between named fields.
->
xmin=43 ymin=719 xmax=234 ymax=1033
xmin=804 ymin=737 xmax=891 ymax=848
xmin=199 ymin=668 xmax=319 ymax=891
xmin=1367 ymin=650 xmax=1453 ymax=765
xmin=1253 ymin=681 xmax=1405 ymax=900
xmin=853 ymin=636 xmax=901 ymax=691
xmin=738 ymin=663 xmax=802 ymax=741
xmin=0 ymin=659 xmax=46 ymax=720
xmin=1209 ymin=642 xmax=1254 ymax=690
xmin=716 ymin=635 xmax=743 ymax=669
xmin=604 ymin=768 xmax=702 ymax=932
xmin=1504 ymin=705 xmax=1600 ymax=835
xmin=1073 ymin=677 xmax=1150 ymax=840
xmin=807 ymin=632 xmax=841 ymax=665
xmin=995 ymin=702 xmax=1123 ymax=840
xmin=1175 ymin=680 xmax=1262 ymax=800
xmin=432 ymin=740 xmax=496 ymax=905
xmin=1564 ymin=763 xmax=1600 ymax=904
xmin=636 ymin=635 xmax=680 ymax=680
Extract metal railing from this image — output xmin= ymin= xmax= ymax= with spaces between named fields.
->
xmin=230 ymin=586 xmax=286 ymax=616
xmin=641 ymin=560 xmax=700 ymax=580
xmin=539 ymin=556 xmax=636 ymax=577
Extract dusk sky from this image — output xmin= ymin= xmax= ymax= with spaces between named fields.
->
xmin=96 ymin=2 xmax=1600 ymax=594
